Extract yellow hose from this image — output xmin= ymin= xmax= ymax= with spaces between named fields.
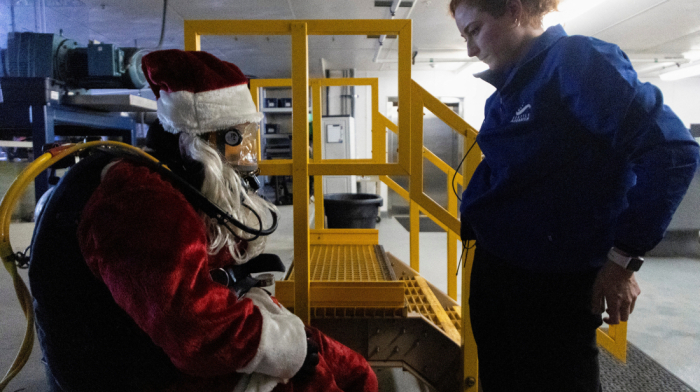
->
xmin=0 ymin=141 xmax=159 ymax=390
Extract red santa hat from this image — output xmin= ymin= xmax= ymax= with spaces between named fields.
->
xmin=142 ymin=49 xmax=263 ymax=135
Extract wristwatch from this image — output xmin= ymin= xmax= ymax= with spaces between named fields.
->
xmin=607 ymin=247 xmax=644 ymax=271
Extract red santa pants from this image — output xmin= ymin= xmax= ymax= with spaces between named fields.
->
xmin=272 ymin=326 xmax=378 ymax=392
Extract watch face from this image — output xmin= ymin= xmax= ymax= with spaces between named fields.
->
xmin=627 ymin=258 xmax=644 ymax=271
xmin=224 ymin=130 xmax=242 ymax=146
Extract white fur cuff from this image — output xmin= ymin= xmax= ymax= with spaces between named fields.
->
xmin=237 ymin=288 xmax=307 ymax=381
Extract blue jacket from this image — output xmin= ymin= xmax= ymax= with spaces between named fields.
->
xmin=460 ymin=25 xmax=699 ymax=273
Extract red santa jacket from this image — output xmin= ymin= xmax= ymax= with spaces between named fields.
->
xmin=77 ymin=160 xmax=306 ymax=390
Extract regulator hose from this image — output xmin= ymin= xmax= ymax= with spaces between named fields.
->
xmin=0 ymin=140 xmax=278 ymax=390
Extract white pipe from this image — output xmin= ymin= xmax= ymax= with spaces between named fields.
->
xmin=41 ymin=0 xmax=46 ymax=33
xmin=373 ymin=0 xmax=418 ymax=63
xmin=34 ymin=0 xmax=40 ymax=32
xmin=404 ymin=0 xmax=418 ymax=19
xmin=390 ymin=0 xmax=403 ymax=16
xmin=375 ymin=54 xmax=686 ymax=65
xmin=374 ymin=0 xmax=401 ymax=63
xmin=375 ymin=57 xmax=471 ymax=64
xmin=634 ymin=59 xmax=689 ymax=75
xmin=374 ymin=37 xmax=386 ymax=63
xmin=629 ymin=56 xmax=686 ymax=63
xmin=660 ymin=61 xmax=700 ymax=81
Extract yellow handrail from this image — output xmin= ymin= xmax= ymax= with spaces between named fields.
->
xmin=377 ymin=88 xmax=479 ymax=285
xmin=0 ymin=141 xmax=159 ymax=390
xmin=248 ymin=76 xmax=483 ymax=389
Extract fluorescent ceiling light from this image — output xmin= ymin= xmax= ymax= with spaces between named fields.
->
xmin=659 ymin=63 xmax=700 ymax=81
xmin=683 ymin=51 xmax=700 ymax=61
xmin=543 ymin=0 xmax=607 ymax=28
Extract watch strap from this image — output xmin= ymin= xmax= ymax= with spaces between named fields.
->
xmin=607 ymin=247 xmax=643 ymax=271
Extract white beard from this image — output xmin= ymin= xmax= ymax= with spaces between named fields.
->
xmin=179 ymin=133 xmax=278 ymax=264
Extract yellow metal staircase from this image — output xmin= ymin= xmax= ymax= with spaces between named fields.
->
xmin=193 ymin=18 xmax=629 ymax=390
xmin=276 ymin=231 xmax=464 ymax=391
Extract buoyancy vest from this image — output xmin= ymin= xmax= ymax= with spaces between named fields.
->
xmin=28 ymin=148 xmax=285 ymax=391
xmin=29 ymin=151 xmax=181 ymax=391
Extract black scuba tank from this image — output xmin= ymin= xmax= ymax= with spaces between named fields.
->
xmin=29 ymin=151 xmax=181 ymax=392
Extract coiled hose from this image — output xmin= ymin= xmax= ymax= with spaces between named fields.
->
xmin=0 ymin=141 xmax=157 ymax=390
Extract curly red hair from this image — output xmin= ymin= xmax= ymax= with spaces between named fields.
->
xmin=449 ymin=0 xmax=559 ymax=27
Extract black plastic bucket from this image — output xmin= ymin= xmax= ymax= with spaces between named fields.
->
xmin=324 ymin=193 xmax=384 ymax=229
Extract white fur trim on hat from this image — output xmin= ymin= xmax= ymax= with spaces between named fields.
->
xmin=157 ymin=84 xmax=264 ymax=135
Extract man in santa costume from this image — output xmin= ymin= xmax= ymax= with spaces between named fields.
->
xmin=30 ymin=49 xmax=378 ymax=392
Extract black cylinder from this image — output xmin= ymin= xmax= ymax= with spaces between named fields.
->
xmin=324 ymin=193 xmax=383 ymax=229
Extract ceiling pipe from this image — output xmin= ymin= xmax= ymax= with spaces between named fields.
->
xmin=628 ymin=56 xmax=686 ymax=63
xmin=10 ymin=0 xmax=16 ymax=32
xmin=373 ymin=0 xmax=418 ymax=63
xmin=375 ymin=53 xmax=687 ymax=67
xmin=373 ymin=0 xmax=401 ymax=62
xmin=375 ymin=57 xmax=471 ymax=63
xmin=660 ymin=61 xmax=700 ymax=81
xmin=389 ymin=0 xmax=403 ymax=18
xmin=34 ymin=0 xmax=46 ymax=33
xmin=634 ymin=58 xmax=689 ymax=75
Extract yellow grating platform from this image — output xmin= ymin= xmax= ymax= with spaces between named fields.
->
xmin=287 ymin=244 xmax=389 ymax=281
xmin=402 ymin=277 xmax=461 ymax=343
xmin=446 ymin=306 xmax=462 ymax=331
xmin=403 ymin=278 xmax=440 ymax=324
xmin=275 ymin=241 xmax=404 ymax=311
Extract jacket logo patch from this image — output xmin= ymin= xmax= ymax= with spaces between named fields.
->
xmin=511 ymin=104 xmax=532 ymax=123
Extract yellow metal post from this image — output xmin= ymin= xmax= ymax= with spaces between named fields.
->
xmin=596 ymin=322 xmax=628 ymax=362
xmin=311 ymin=80 xmax=325 ymax=230
xmin=447 ymin=168 xmax=459 ymax=300
xmin=291 ymin=22 xmax=311 ymax=324
xmin=409 ymin=200 xmax=420 ymax=272
xmin=249 ymin=84 xmax=264 ymax=167
xmin=461 ymin=239 xmax=478 ymax=390
xmin=251 ymin=79 xmax=294 ymax=178
xmin=370 ymin=79 xmax=383 ymax=164
xmin=408 ymin=82 xmax=424 ymax=272
xmin=397 ymin=21 xmax=412 ymax=174
xmin=461 ymin=133 xmax=480 ymax=390
xmin=183 ymin=21 xmax=201 ymax=51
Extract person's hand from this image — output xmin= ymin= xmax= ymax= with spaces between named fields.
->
xmin=294 ymin=327 xmax=319 ymax=381
xmin=591 ymin=259 xmax=641 ymax=324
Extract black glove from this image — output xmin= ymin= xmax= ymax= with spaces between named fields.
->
xmin=294 ymin=328 xmax=319 ymax=381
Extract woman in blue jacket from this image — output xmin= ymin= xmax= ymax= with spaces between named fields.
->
xmin=450 ymin=0 xmax=700 ymax=390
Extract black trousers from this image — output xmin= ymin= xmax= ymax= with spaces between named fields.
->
xmin=469 ymin=246 xmax=604 ymax=392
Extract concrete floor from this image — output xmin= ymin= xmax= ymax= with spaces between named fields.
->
xmin=1 ymin=205 xmax=699 ymax=391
